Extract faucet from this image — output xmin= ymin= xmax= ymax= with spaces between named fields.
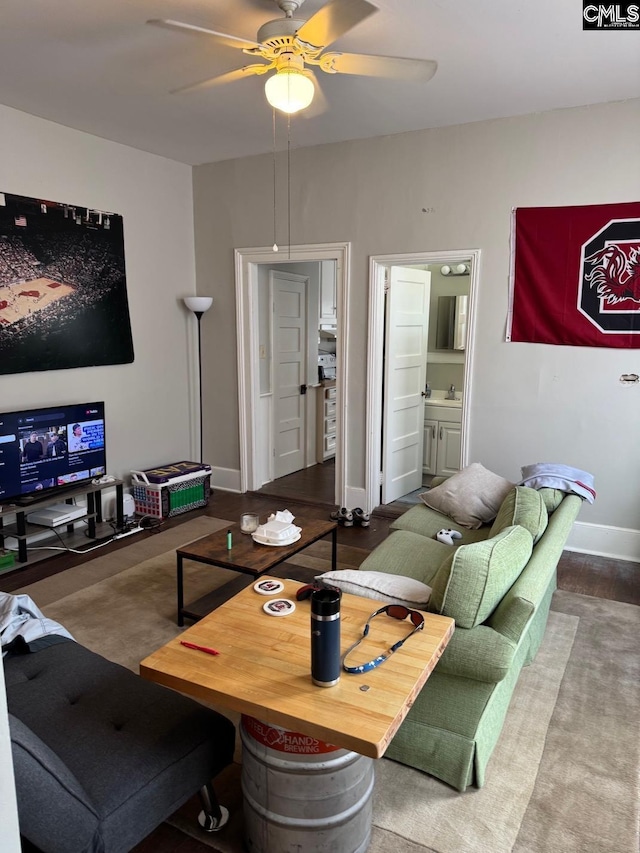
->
xmin=446 ymin=384 xmax=456 ymax=400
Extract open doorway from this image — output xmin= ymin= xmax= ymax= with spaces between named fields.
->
xmin=235 ymin=243 xmax=350 ymax=508
xmin=366 ymin=249 xmax=480 ymax=513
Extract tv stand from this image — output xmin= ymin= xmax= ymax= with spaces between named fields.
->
xmin=13 ymin=491 xmax=58 ymax=507
xmin=0 ymin=480 xmax=124 ymax=565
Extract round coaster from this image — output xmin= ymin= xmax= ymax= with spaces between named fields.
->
xmin=253 ymin=579 xmax=285 ymax=596
xmin=263 ymin=598 xmax=296 ymax=617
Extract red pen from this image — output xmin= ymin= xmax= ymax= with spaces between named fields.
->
xmin=180 ymin=640 xmax=220 ymax=656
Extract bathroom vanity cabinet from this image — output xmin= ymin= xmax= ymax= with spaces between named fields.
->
xmin=423 ymin=403 xmax=461 ymax=477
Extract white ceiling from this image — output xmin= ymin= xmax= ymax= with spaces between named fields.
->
xmin=1 ymin=0 xmax=638 ymax=166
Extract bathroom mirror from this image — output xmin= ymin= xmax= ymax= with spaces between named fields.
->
xmin=435 ymin=295 xmax=468 ymax=351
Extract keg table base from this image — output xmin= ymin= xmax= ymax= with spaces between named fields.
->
xmin=241 ymin=715 xmax=373 ymax=853
xmin=141 ymin=579 xmax=454 ymax=851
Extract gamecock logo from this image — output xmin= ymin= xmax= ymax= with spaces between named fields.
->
xmin=578 ymin=218 xmax=640 ymax=334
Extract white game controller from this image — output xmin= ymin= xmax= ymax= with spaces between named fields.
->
xmin=436 ymin=528 xmax=463 ymax=546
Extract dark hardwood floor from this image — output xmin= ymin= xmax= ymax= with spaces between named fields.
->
xmin=10 ymin=464 xmax=639 ymax=853
xmin=4 ymin=462 xmax=637 ymax=604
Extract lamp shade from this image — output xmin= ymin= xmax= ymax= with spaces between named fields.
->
xmin=265 ymin=69 xmax=314 ymax=114
xmin=183 ymin=296 xmax=213 ymax=314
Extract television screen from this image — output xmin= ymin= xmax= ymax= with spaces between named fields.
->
xmin=0 ymin=401 xmax=106 ymax=505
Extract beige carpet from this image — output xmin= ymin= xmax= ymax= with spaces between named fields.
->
xmin=14 ymin=519 xmax=640 ymax=853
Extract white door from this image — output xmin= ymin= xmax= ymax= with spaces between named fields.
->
xmin=272 ymin=272 xmax=308 ymax=479
xmin=382 ymin=267 xmax=431 ymax=503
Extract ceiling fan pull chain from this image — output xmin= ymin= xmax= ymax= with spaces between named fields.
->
xmin=287 ymin=113 xmax=291 ymax=260
xmin=272 ymin=108 xmax=279 ymax=253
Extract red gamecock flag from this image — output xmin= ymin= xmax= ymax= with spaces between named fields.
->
xmin=507 ymin=201 xmax=640 ymax=348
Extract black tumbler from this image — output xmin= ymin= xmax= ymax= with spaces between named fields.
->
xmin=310 ymin=588 xmax=341 ymax=687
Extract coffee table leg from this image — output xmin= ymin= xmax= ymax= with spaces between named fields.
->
xmin=331 ymin=526 xmax=337 ymax=571
xmin=177 ymin=554 xmax=184 ymax=627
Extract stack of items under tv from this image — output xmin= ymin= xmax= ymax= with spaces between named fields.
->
xmin=131 ymin=461 xmax=212 ymax=519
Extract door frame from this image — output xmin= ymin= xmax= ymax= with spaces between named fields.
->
xmin=366 ymin=248 xmax=481 ymax=512
xmin=235 ymin=242 xmax=350 ymax=502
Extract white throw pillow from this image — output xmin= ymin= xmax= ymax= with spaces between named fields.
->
xmin=420 ymin=462 xmax=515 ymax=529
xmin=316 ymin=570 xmax=431 ymax=609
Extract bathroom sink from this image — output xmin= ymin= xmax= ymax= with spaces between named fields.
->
xmin=424 ymin=390 xmax=463 ymax=408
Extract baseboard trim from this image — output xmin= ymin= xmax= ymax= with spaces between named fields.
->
xmin=566 ymin=520 xmax=640 ymax=564
xmin=210 ymin=467 xmax=241 ymax=494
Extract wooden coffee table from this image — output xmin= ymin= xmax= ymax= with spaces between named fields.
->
xmin=144 ymin=578 xmax=453 ymax=756
xmin=141 ymin=579 xmax=454 ymax=852
xmin=176 ymin=518 xmax=337 ymax=626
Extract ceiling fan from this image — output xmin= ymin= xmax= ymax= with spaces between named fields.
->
xmin=148 ymin=0 xmax=437 ymax=114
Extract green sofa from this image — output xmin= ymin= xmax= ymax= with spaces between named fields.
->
xmin=358 ymin=483 xmax=582 ymax=791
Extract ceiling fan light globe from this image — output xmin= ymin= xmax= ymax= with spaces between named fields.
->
xmin=265 ymin=69 xmax=314 ymax=114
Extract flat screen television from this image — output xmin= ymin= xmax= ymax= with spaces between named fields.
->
xmin=0 ymin=401 xmax=107 ymax=505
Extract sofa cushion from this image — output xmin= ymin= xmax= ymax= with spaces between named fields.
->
xmin=357 ymin=530 xmax=451 ymax=586
xmin=489 ymin=486 xmax=548 ymax=543
xmin=316 ymin=569 xmax=432 ymax=608
xmin=390 ymin=503 xmax=490 ymax=544
xmin=429 ymin=525 xmax=533 ymax=628
xmin=420 ymin=463 xmax=515 ymax=529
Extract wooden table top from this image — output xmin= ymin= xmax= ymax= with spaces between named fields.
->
xmin=140 ymin=579 xmax=454 ymax=758
xmin=177 ymin=519 xmax=337 ymax=576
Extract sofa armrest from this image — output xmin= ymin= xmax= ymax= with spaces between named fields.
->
xmin=435 ymin=624 xmax=518 ymax=683
xmin=488 ymin=595 xmax=536 ymax=644
xmin=8 ymin=714 xmax=101 ymax=853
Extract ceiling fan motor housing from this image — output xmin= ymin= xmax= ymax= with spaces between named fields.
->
xmin=257 ymin=17 xmax=307 ymax=47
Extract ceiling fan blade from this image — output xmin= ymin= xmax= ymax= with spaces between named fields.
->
xmin=296 ymin=0 xmax=378 ymax=49
xmin=147 ymin=19 xmax=261 ymax=51
xmin=324 ymin=52 xmax=437 ymax=81
xmin=170 ymin=64 xmax=269 ymax=95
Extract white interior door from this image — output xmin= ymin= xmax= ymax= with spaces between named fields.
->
xmin=382 ymin=267 xmax=431 ymax=503
xmin=272 ymin=271 xmax=308 ymax=479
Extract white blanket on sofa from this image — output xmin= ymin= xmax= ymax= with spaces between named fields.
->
xmin=520 ymin=463 xmax=596 ymax=504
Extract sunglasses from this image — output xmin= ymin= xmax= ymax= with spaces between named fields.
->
xmin=342 ymin=604 xmax=425 ymax=674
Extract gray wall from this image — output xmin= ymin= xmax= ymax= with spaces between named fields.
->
xmin=0 ymin=104 xmax=198 ymax=479
xmin=0 ymin=103 xmax=199 ymax=842
xmin=193 ymin=99 xmax=640 ymax=539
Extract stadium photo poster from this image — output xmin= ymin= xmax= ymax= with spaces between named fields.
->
xmin=0 ymin=191 xmax=134 ymax=374
xmin=507 ymin=201 xmax=640 ymax=348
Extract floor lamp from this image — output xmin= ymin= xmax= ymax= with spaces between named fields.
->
xmin=183 ymin=296 xmax=213 ymax=464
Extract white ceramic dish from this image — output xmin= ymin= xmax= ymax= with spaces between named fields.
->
xmin=252 ymin=532 xmax=302 ymax=547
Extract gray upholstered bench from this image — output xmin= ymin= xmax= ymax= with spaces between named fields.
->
xmin=5 ymin=635 xmax=235 ymax=853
